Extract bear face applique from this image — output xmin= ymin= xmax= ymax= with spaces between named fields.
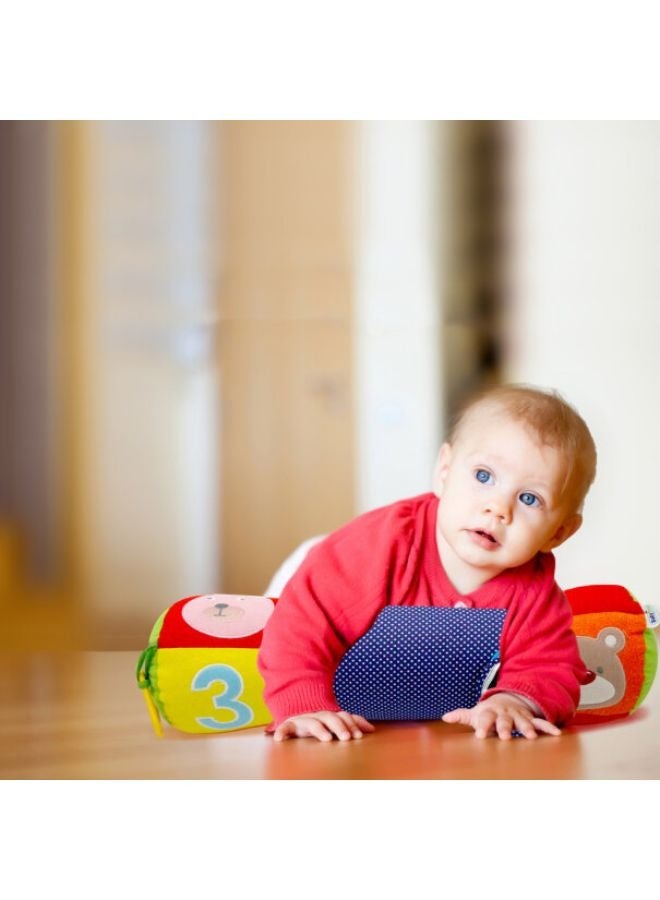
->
xmin=577 ymin=627 xmax=626 ymax=710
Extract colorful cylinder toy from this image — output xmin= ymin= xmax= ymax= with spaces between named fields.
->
xmin=137 ymin=585 xmax=658 ymax=735
xmin=566 ymin=585 xmax=658 ymax=725
xmin=137 ymin=593 xmax=277 ymax=735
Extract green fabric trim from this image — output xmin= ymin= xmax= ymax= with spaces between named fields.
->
xmin=136 ymin=644 xmax=158 ymax=689
xmin=136 ymin=644 xmax=171 ymax=723
xmin=148 ymin=609 xmax=168 ymax=646
xmin=136 ymin=609 xmax=171 ymax=724
xmin=633 ymin=630 xmax=658 ymax=710
xmin=144 ymin=648 xmax=171 ymax=724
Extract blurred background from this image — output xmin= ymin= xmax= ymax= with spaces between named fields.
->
xmin=1 ymin=120 xmax=657 ymax=650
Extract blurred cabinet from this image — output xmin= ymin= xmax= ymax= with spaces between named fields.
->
xmin=73 ymin=123 xmax=220 ymax=646
xmin=218 ymin=122 xmax=355 ymax=594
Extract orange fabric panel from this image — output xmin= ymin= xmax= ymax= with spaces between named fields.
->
xmin=572 ymin=610 xmax=646 ymax=716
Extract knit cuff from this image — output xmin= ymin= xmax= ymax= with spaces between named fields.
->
xmin=480 ymin=687 xmax=543 ymax=717
xmin=480 ymin=683 xmax=552 ymax=722
xmin=267 ymin=681 xmax=341 ymax=729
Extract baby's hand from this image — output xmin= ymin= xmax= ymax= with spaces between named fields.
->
xmin=273 ymin=710 xmax=375 ymax=743
xmin=442 ymin=693 xmax=562 ymax=740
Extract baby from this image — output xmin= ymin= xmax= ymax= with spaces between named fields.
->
xmin=258 ymin=384 xmax=596 ymax=741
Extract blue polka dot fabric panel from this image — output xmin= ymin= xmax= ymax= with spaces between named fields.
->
xmin=334 ymin=607 xmax=506 ymax=721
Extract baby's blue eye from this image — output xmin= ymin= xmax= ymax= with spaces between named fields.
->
xmin=475 ymin=469 xmax=492 ymax=484
xmin=519 ymin=492 xmax=540 ymax=507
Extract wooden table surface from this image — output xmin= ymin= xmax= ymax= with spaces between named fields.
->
xmin=1 ymin=649 xmax=659 ymax=779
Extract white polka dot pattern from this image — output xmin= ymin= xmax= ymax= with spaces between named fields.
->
xmin=334 ymin=607 xmax=506 ymax=721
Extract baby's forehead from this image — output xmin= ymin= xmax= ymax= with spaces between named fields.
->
xmin=456 ymin=408 xmax=573 ymax=488
xmin=454 ymin=402 xmax=532 ymax=440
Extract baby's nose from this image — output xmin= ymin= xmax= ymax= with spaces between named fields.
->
xmin=484 ymin=496 xmax=512 ymax=523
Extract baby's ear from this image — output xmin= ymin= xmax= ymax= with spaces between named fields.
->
xmin=432 ymin=443 xmax=452 ymax=497
xmin=542 ymin=513 xmax=583 ymax=551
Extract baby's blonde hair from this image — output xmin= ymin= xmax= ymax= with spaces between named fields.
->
xmin=449 ymin=384 xmax=597 ymax=512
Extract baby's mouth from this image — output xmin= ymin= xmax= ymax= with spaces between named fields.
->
xmin=468 ymin=528 xmax=500 ymax=548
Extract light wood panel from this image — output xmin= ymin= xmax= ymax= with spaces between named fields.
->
xmin=2 ymin=649 xmax=660 ymax=779
xmin=219 ymin=122 xmax=355 ymax=595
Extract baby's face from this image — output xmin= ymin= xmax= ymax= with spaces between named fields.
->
xmin=434 ymin=409 xmax=581 ymax=592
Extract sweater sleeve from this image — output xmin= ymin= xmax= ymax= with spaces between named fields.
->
xmin=257 ymin=502 xmax=419 ymax=727
xmin=480 ymin=556 xmax=590 ymax=726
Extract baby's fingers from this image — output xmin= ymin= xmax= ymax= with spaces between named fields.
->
xmin=337 ymin=711 xmax=375 ymax=738
xmin=272 ymin=721 xmax=296 ymax=742
xmin=473 ymin=710 xmax=497 ymax=739
xmin=530 ymin=717 xmax=562 ymax=737
xmin=442 ymin=708 xmax=472 ymax=726
xmin=273 ymin=716 xmax=333 ymax=742
xmin=351 ymin=714 xmax=376 ymax=732
xmin=444 ymin=707 xmax=496 ymax=738
xmin=506 ymin=714 xmax=561 ymax=740
xmin=495 ymin=712 xmax=516 ymax=741
xmin=511 ymin=712 xmax=539 ymax=740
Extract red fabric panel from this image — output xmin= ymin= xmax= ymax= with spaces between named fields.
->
xmin=157 ymin=595 xmax=278 ymax=649
xmin=565 ymin=584 xmax=640 ymax=616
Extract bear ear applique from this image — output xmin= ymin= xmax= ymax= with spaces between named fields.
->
xmin=566 ymin=585 xmax=659 ymax=725
xmin=597 ymin=626 xmax=626 ymax=654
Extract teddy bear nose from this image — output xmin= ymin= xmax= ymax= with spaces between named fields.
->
xmin=583 ymin=669 xmax=597 ymax=684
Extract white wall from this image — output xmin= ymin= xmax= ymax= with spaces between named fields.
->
xmin=353 ymin=121 xmax=444 ymax=513
xmin=508 ymin=121 xmax=660 ymax=603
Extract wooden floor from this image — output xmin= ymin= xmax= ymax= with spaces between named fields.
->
xmin=1 ymin=649 xmax=659 ymax=779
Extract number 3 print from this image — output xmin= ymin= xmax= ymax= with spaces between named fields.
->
xmin=192 ymin=663 xmax=254 ymax=730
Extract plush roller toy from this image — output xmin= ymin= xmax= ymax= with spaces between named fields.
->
xmin=137 ymin=593 xmax=277 ymax=736
xmin=566 ymin=585 xmax=658 ymax=725
xmin=137 ymin=585 xmax=658 ymax=736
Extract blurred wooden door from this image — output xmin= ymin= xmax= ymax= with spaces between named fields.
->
xmin=81 ymin=123 xmax=221 ymax=645
xmin=219 ymin=122 xmax=355 ymax=595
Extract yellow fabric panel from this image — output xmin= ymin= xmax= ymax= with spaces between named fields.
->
xmin=154 ymin=647 xmax=272 ymax=734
